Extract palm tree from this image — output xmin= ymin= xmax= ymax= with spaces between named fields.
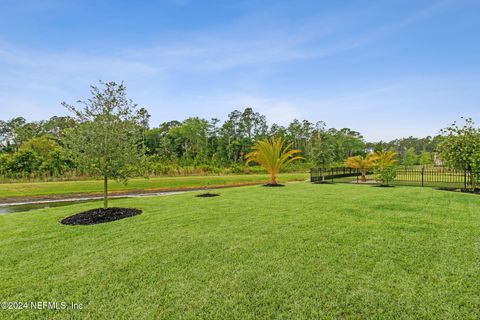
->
xmin=344 ymin=154 xmax=375 ymax=182
xmin=245 ymin=137 xmax=303 ymax=186
xmin=372 ymin=150 xmax=397 ymax=169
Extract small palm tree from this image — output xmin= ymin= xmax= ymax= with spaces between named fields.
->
xmin=372 ymin=150 xmax=397 ymax=169
xmin=245 ymin=137 xmax=303 ymax=186
xmin=345 ymin=154 xmax=375 ymax=182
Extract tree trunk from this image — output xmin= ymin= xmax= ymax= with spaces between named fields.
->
xmin=361 ymin=169 xmax=367 ymax=182
xmin=103 ymin=176 xmax=108 ymax=209
xmin=270 ymin=173 xmax=277 ymax=185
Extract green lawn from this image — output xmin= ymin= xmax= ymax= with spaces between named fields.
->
xmin=0 ymin=173 xmax=308 ymax=200
xmin=1 ymin=183 xmax=479 ymax=319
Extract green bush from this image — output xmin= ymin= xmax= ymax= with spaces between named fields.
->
xmin=374 ymin=166 xmax=397 ymax=186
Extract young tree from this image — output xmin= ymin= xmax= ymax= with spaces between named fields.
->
xmin=245 ymin=137 xmax=303 ymax=186
xmin=372 ymin=151 xmax=397 ymax=186
xmin=63 ymin=81 xmax=146 ymax=209
xmin=438 ymin=118 xmax=480 ymax=189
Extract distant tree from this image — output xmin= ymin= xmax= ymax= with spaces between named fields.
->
xmin=145 ymin=120 xmax=181 ymax=158
xmin=22 ymin=136 xmax=58 ymax=159
xmin=238 ymin=107 xmax=267 ymax=156
xmin=366 ymin=141 xmax=389 ymax=153
xmin=286 ymin=119 xmax=303 ymax=150
xmin=438 ymin=118 xmax=480 ymax=189
xmin=403 ymin=147 xmax=418 ymax=167
xmin=167 ymin=117 xmax=210 ymax=164
xmin=310 ymin=129 xmax=335 ymax=181
xmin=0 ymin=153 xmax=12 ymax=176
xmin=0 ymin=117 xmax=27 ymax=151
xmin=328 ymin=128 xmax=366 ymax=161
xmin=9 ymin=149 xmax=39 ymax=176
xmin=378 ymin=135 xmax=443 ymax=160
xmin=269 ymin=124 xmax=287 ymax=140
xmin=21 ymin=136 xmax=71 ymax=176
xmin=219 ymin=110 xmax=242 ymax=163
xmin=0 ymin=120 xmax=7 ymax=152
xmin=419 ymin=151 xmax=433 ymax=166
xmin=63 ymin=81 xmax=146 ymax=208
xmin=245 ymin=137 xmax=303 ymax=186
xmin=345 ymin=154 xmax=375 ymax=182
xmin=42 ymin=116 xmax=77 ymax=145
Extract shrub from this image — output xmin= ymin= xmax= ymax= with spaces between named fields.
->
xmin=374 ymin=165 xmax=397 ymax=186
xmin=372 ymin=151 xmax=397 ymax=186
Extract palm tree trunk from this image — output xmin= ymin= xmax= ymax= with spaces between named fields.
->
xmin=270 ymin=173 xmax=277 ymax=185
xmin=361 ymin=169 xmax=367 ymax=182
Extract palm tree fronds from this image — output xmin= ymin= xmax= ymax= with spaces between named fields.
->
xmin=245 ymin=137 xmax=303 ymax=185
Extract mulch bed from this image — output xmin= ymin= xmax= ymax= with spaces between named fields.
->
xmin=195 ymin=193 xmax=220 ymax=198
xmin=314 ymin=181 xmax=334 ymax=184
xmin=60 ymin=207 xmax=142 ymax=226
xmin=263 ymin=183 xmax=285 ymax=187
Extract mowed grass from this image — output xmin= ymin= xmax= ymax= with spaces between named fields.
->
xmin=0 ymin=173 xmax=308 ymax=200
xmin=1 ymin=183 xmax=479 ymax=319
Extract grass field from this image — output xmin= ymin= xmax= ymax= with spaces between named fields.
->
xmin=0 ymin=173 xmax=308 ymax=201
xmin=1 ymin=182 xmax=479 ymax=319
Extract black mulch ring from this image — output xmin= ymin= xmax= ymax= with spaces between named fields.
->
xmin=373 ymin=184 xmax=395 ymax=188
xmin=437 ymin=187 xmax=480 ymax=195
xmin=195 ymin=193 xmax=220 ymax=197
xmin=60 ymin=207 xmax=142 ymax=226
xmin=314 ymin=181 xmax=334 ymax=184
xmin=263 ymin=183 xmax=285 ymax=187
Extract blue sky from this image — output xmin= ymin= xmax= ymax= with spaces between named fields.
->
xmin=0 ymin=0 xmax=479 ymax=141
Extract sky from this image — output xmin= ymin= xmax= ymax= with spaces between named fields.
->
xmin=0 ymin=0 xmax=479 ymax=141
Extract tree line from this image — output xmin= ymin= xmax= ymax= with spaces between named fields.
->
xmin=0 ymin=83 xmax=442 ymax=181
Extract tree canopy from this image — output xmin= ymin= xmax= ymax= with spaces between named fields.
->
xmin=62 ymin=81 xmax=146 ymax=208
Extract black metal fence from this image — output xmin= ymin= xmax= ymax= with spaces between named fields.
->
xmin=310 ymin=167 xmax=360 ymax=183
xmin=310 ymin=167 xmax=479 ymax=189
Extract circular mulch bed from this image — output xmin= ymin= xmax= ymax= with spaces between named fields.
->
xmin=60 ymin=207 xmax=142 ymax=226
xmin=314 ymin=181 xmax=334 ymax=184
xmin=263 ymin=183 xmax=285 ymax=187
xmin=195 ymin=193 xmax=220 ymax=198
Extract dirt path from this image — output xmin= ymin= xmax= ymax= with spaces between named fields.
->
xmin=0 ymin=182 xmax=269 ymax=206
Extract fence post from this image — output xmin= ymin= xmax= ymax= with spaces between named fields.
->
xmin=421 ymin=167 xmax=424 ymax=187
xmin=331 ymin=168 xmax=334 ymax=183
xmin=356 ymin=169 xmax=359 ymax=183
xmin=464 ymin=169 xmax=467 ymax=190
